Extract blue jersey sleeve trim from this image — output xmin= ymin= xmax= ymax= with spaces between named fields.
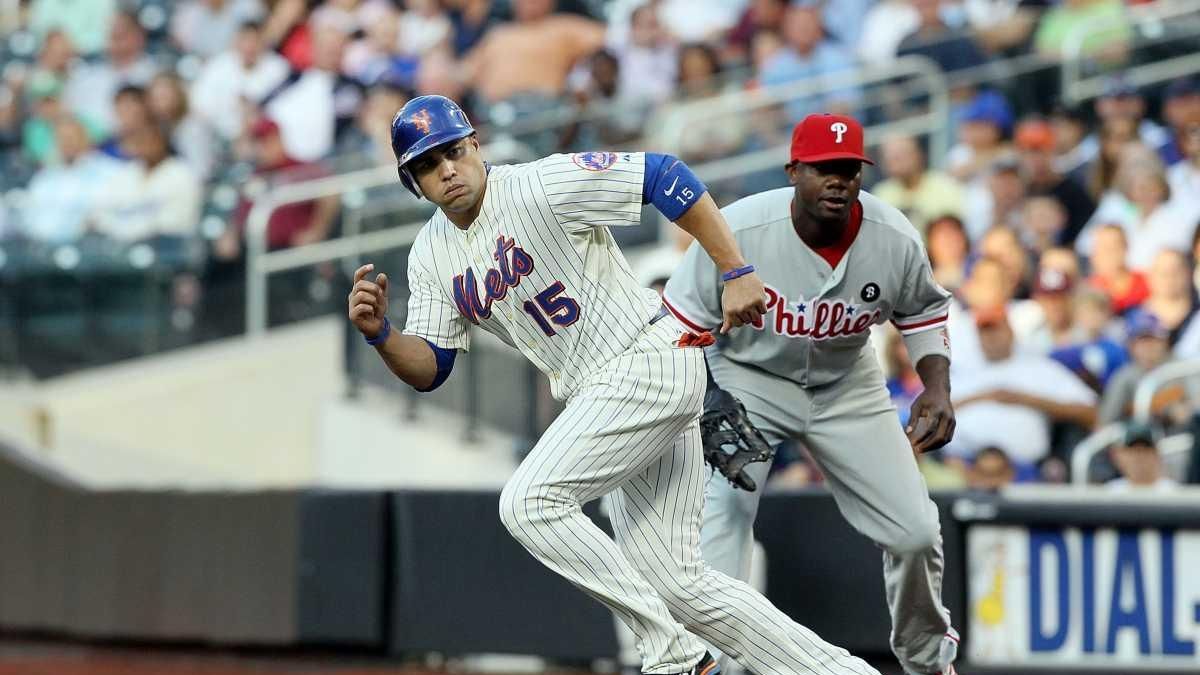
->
xmin=415 ymin=338 xmax=457 ymax=392
xmin=643 ymin=152 xmax=707 ymax=221
xmin=642 ymin=152 xmax=668 ymax=203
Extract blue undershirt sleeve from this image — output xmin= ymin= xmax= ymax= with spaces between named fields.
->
xmin=642 ymin=152 xmax=708 ymax=221
xmin=414 ymin=338 xmax=457 ymax=392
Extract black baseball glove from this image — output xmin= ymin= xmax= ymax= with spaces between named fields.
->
xmin=700 ymin=386 xmax=775 ymax=491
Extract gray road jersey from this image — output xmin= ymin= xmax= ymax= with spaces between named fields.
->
xmin=663 ymin=188 xmax=951 ymax=388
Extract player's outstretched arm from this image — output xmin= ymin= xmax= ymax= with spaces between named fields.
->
xmin=674 ymin=193 xmax=767 ymax=333
xmin=348 ymin=263 xmax=439 ymax=391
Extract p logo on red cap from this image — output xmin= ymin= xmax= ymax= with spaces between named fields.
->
xmin=790 ymin=113 xmax=874 ymax=165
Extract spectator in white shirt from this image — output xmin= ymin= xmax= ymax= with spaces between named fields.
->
xmin=90 ymin=123 xmax=203 ymax=243
xmin=1077 ymin=157 xmax=1200 ymax=270
xmin=1108 ymin=423 xmax=1178 ymax=492
xmin=611 ymin=4 xmax=678 ymax=105
xmin=950 ymin=305 xmax=1098 ymax=468
xmin=264 ymin=25 xmax=363 ymax=162
xmin=398 ymin=0 xmax=453 ymax=55
xmin=22 ymin=115 xmax=124 ymax=244
xmin=857 ymin=0 xmax=920 ymax=68
xmin=190 ymin=21 xmax=291 ymax=141
xmin=171 ymin=0 xmax=266 ymax=60
xmin=64 ymin=11 xmax=159 ymax=133
xmin=654 ymin=0 xmax=745 ymax=43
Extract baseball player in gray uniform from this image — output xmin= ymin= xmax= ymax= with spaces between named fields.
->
xmin=663 ymin=114 xmax=959 ymax=675
xmin=349 ymin=96 xmax=884 ymax=675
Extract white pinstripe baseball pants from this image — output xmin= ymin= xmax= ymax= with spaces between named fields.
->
xmin=498 ymin=318 xmax=880 ymax=675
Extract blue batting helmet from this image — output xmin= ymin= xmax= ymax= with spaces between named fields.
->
xmin=390 ymin=95 xmax=476 ymax=197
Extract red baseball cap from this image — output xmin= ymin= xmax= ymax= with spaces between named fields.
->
xmin=790 ymin=113 xmax=874 ymax=165
xmin=1015 ymin=120 xmax=1055 ymax=152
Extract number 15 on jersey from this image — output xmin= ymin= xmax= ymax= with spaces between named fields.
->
xmin=523 ymin=282 xmax=580 ymax=337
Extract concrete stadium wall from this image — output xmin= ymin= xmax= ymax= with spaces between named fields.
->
xmin=0 ymin=318 xmax=346 ymax=488
xmin=0 ymin=317 xmax=527 ymax=491
xmin=7 ymin=442 xmax=1199 ymax=668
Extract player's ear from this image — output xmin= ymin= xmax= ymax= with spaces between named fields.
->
xmin=784 ymin=162 xmax=801 ymax=186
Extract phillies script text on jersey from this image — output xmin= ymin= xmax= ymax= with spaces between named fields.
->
xmin=757 ymin=284 xmax=883 ymax=340
xmin=661 ymin=188 xmax=951 ymax=388
xmin=451 ymin=235 xmax=535 ymax=323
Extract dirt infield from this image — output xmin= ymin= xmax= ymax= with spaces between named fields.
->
xmin=0 ymin=641 xmax=449 ymax=675
xmin=0 ymin=641 xmax=616 ymax=675
xmin=2 ymin=641 xmax=1194 ymax=675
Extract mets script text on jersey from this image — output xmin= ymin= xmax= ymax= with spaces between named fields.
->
xmin=452 ymin=235 xmax=535 ymax=323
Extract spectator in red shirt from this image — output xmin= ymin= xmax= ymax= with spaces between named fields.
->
xmin=1087 ymin=223 xmax=1150 ymax=314
xmin=725 ymin=0 xmax=788 ymax=63
xmin=204 ymin=116 xmax=340 ymax=338
xmin=218 ymin=117 xmax=338 ymax=258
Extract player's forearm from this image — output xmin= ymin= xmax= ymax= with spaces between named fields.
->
xmin=373 ymin=331 xmax=438 ymax=390
xmin=915 ymin=354 xmax=951 ymax=397
xmin=675 ymin=193 xmax=747 ymax=274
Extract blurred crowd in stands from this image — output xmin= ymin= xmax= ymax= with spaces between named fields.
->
xmin=2 ymin=0 xmax=1200 ymax=488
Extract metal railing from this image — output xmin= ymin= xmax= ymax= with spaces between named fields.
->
xmin=244 ymin=138 xmax=536 ymax=335
xmin=1071 ymin=422 xmax=1126 ymax=486
xmin=651 ymin=55 xmax=951 ymax=165
xmin=1070 ymin=425 xmax=1194 ymax=486
xmin=1070 ymin=358 xmax=1200 ymax=485
xmin=480 ymin=64 xmax=757 ymax=141
xmin=687 ymin=113 xmax=954 ymax=187
xmin=1132 ymin=358 xmax=1200 ymax=425
xmin=1061 ymin=0 xmax=1200 ymax=104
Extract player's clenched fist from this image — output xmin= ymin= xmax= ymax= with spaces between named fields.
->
xmin=720 ymin=271 xmax=768 ymax=333
xmin=348 ymin=263 xmax=389 ymax=340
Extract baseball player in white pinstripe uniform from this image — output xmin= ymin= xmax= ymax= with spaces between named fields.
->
xmin=664 ymin=114 xmax=959 ymax=675
xmin=348 ymin=96 xmax=883 ymax=675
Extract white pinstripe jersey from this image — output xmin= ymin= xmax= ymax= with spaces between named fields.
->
xmin=663 ymin=188 xmax=951 ymax=388
xmin=402 ymin=151 xmax=663 ymax=400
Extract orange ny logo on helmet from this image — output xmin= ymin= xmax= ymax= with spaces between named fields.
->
xmin=411 ymin=110 xmax=433 ymax=134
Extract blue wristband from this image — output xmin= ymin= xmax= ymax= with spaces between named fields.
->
xmin=365 ymin=316 xmax=391 ymax=346
xmin=721 ymin=265 xmax=756 ymax=282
